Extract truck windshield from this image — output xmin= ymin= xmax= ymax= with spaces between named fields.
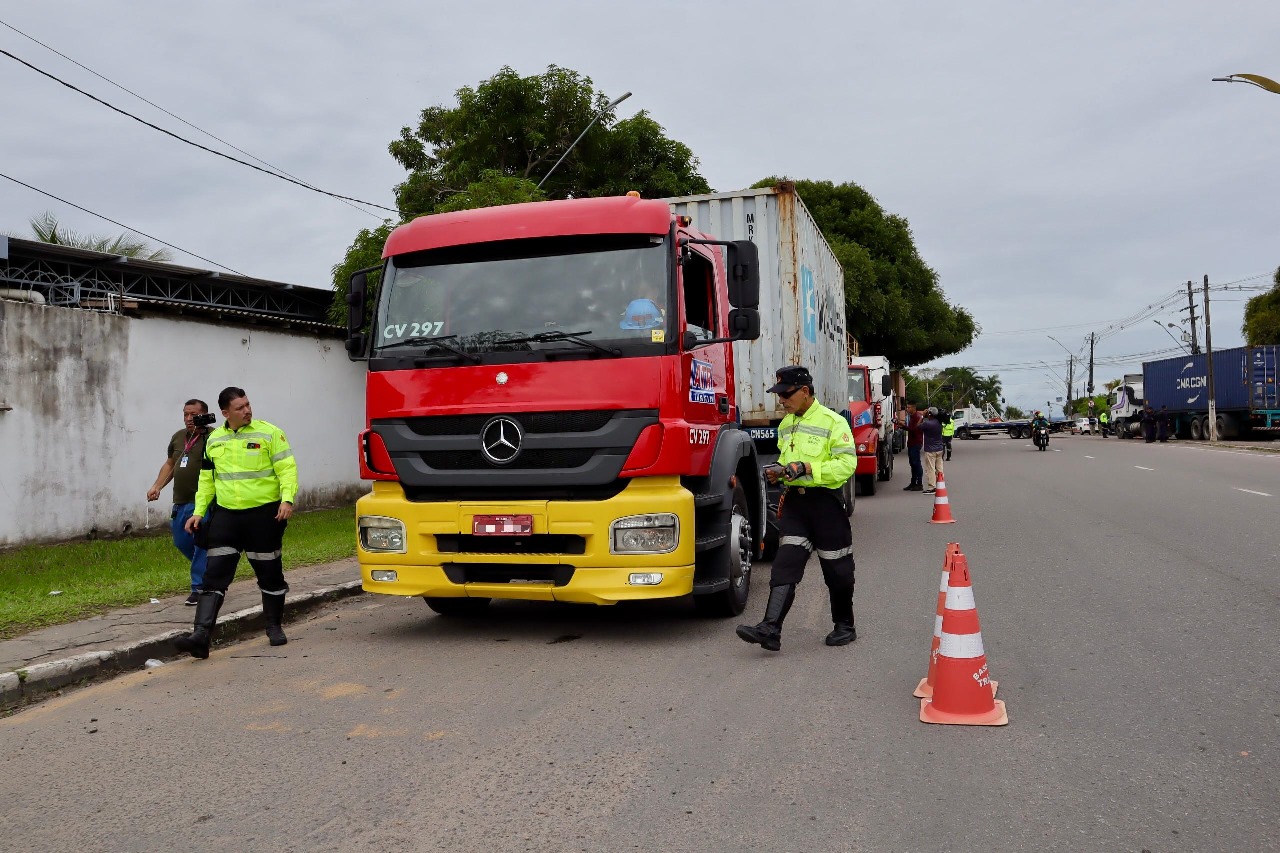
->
xmin=373 ymin=235 xmax=668 ymax=357
xmin=847 ymin=371 xmax=867 ymax=402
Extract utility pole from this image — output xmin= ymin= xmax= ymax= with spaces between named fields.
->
xmin=1185 ymin=280 xmax=1201 ymax=354
xmin=1065 ymin=356 xmax=1074 ymax=417
xmin=1203 ymin=274 xmax=1217 ymax=442
xmin=1087 ymin=332 xmax=1096 ymax=397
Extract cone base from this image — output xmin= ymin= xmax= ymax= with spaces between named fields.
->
xmin=929 ymin=517 xmax=957 ymax=524
xmin=919 ymin=697 xmax=1008 ymax=726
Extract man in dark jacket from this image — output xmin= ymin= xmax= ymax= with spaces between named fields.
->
xmin=898 ymin=403 xmax=924 ymax=491
xmin=1157 ymin=406 xmax=1170 ymax=442
xmin=921 ymin=407 xmax=945 ymax=494
xmin=1142 ymin=405 xmax=1157 ymax=443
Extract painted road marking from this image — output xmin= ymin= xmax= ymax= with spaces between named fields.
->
xmin=1052 ymin=448 xmax=1062 ymax=452
xmin=1235 ymin=488 xmax=1273 ymax=497
xmin=1134 ymin=466 xmax=1154 ymax=471
xmin=1084 ymin=455 xmax=1095 ymax=459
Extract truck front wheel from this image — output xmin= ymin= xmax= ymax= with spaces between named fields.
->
xmin=857 ymin=473 xmax=876 ymax=497
xmin=694 ymin=485 xmax=753 ymax=618
xmin=424 ymin=597 xmax=491 ymax=617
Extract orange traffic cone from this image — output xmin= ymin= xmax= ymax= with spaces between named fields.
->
xmin=919 ymin=551 xmax=1007 ymax=726
xmin=928 ymin=473 xmax=956 ymax=524
xmin=914 ymin=543 xmax=958 ymax=698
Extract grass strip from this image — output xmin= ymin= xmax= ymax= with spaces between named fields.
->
xmin=0 ymin=506 xmax=355 ymax=639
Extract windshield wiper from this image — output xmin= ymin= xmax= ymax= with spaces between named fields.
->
xmin=496 ymin=330 xmax=621 ymax=357
xmin=378 ymin=334 xmax=481 ymax=363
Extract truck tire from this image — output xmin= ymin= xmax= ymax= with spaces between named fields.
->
xmin=694 ymin=485 xmax=753 ymax=618
xmin=877 ymin=445 xmax=893 ymax=481
xmin=1189 ymin=417 xmax=1203 ymax=441
xmin=424 ymin=597 xmax=491 ymax=617
xmin=857 ymin=473 xmax=876 ymax=496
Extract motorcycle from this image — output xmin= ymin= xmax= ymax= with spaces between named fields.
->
xmin=1034 ymin=425 xmax=1050 ymax=451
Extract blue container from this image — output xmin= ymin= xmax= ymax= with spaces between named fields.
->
xmin=1142 ymin=346 xmax=1280 ymax=413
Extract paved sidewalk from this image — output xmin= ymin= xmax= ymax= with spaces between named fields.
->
xmin=1 ymin=558 xmax=363 ymax=711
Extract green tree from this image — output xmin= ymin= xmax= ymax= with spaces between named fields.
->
xmin=1242 ymin=266 xmax=1280 ymax=346
xmin=21 ymin=211 xmax=172 ymax=261
xmin=332 ymin=64 xmax=711 ymax=317
xmin=1004 ymin=405 xmax=1026 ymax=419
xmin=754 ymin=178 xmax=976 ymax=366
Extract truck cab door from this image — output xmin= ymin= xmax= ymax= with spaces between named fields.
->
xmin=679 ymin=244 xmax=729 ymax=460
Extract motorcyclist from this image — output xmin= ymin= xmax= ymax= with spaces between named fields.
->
xmin=1031 ymin=411 xmax=1051 ymax=446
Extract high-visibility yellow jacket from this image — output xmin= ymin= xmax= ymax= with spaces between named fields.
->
xmin=776 ymin=401 xmax=857 ymax=488
xmin=941 ymin=421 xmax=956 ymax=437
xmin=194 ymin=419 xmax=298 ymax=515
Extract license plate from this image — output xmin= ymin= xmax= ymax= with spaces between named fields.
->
xmin=472 ymin=514 xmax=533 ymax=535
xmin=747 ymin=427 xmax=777 ymax=440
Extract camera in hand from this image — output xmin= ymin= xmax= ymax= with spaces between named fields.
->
xmin=192 ymin=412 xmax=217 ymax=427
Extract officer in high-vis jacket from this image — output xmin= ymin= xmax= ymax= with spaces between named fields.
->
xmin=176 ymin=386 xmax=298 ymax=659
xmin=737 ymin=365 xmax=858 ymax=652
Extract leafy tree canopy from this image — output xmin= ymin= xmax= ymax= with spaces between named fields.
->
xmin=903 ymin=366 xmax=1002 ymax=411
xmin=1242 ymin=266 xmax=1280 ymax=346
xmin=331 ymin=64 xmax=710 ymax=320
xmin=17 ymin=211 xmax=172 ymax=261
xmin=754 ymin=178 xmax=976 ymax=367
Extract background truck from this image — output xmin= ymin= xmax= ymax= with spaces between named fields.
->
xmin=1135 ymin=346 xmax=1280 ymax=440
xmin=1107 ymin=373 xmax=1145 ymax=438
xmin=847 ymin=356 xmax=896 ymax=495
xmin=345 ymin=185 xmax=847 ymax=618
xmin=667 ymin=185 xmax=850 ymax=556
xmin=950 ymin=404 xmax=1035 ymax=439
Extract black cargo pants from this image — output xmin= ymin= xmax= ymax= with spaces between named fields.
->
xmin=200 ymin=502 xmax=289 ymax=598
xmin=770 ymin=487 xmax=855 ymax=590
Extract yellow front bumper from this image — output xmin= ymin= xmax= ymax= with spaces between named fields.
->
xmin=356 ymin=476 xmax=696 ymax=605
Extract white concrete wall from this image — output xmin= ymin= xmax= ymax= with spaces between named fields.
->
xmin=0 ymin=299 xmax=367 ymax=547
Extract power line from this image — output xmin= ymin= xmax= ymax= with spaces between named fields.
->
xmin=0 ymin=170 xmax=245 ymax=274
xmin=0 ymin=46 xmax=397 ymax=214
xmin=0 ymin=17 xmax=382 ymax=221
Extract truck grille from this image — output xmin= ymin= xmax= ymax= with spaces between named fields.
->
xmin=371 ymin=408 xmax=658 ymax=493
xmin=442 ymin=563 xmax=576 ymax=586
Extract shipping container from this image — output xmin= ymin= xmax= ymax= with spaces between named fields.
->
xmin=667 ymin=184 xmax=847 ymax=425
xmin=1140 ymin=345 xmax=1280 ymax=438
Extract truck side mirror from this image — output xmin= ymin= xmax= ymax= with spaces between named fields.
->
xmin=345 ymin=269 xmax=370 ymax=360
xmin=881 ymin=375 xmax=893 ymax=397
xmin=728 ymin=308 xmax=760 ymax=341
xmin=725 ymin=241 xmax=760 ymax=309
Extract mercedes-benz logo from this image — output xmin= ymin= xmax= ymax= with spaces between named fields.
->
xmin=480 ymin=416 xmax=523 ymax=465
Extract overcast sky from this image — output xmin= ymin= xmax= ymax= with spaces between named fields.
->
xmin=3 ymin=2 xmax=1277 ymax=412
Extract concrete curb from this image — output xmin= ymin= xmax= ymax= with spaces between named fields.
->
xmin=2 ymin=580 xmax=364 ymax=713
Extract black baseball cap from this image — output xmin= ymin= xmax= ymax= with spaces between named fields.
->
xmin=767 ymin=365 xmax=814 ymax=394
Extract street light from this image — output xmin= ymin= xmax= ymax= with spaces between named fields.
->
xmin=1211 ymin=73 xmax=1280 ymax=94
xmin=1153 ymin=320 xmax=1190 ymax=353
xmin=537 ymin=91 xmax=633 ymax=189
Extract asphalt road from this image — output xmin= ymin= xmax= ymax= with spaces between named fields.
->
xmin=3 ymin=434 xmax=1278 ymax=852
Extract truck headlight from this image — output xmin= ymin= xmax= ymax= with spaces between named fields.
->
xmin=857 ymin=442 xmax=868 ymax=453
xmin=359 ymin=516 xmax=406 ymax=553
xmin=610 ymin=513 xmax=679 ymax=554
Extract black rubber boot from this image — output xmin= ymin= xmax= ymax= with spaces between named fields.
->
xmin=262 ymin=592 xmax=287 ymax=646
xmin=825 ymin=584 xmax=856 ymax=646
xmin=735 ymin=584 xmax=796 ymax=652
xmin=173 ymin=591 xmax=223 ymax=659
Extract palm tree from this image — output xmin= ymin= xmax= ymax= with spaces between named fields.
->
xmin=24 ymin=211 xmax=173 ymax=262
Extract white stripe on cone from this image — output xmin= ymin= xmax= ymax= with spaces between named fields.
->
xmin=944 ymin=586 xmax=975 ymax=610
xmin=938 ymin=631 xmax=986 ymax=659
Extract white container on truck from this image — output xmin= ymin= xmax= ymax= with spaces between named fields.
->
xmin=666 ymin=183 xmax=847 ymax=420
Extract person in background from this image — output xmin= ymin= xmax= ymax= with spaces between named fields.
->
xmin=941 ymin=413 xmax=956 ymax=461
xmin=1141 ymin=404 xmax=1157 ymax=443
xmin=1099 ymin=408 xmax=1111 ymax=437
xmin=897 ymin=402 xmax=924 ymax=491
xmin=921 ymin=407 xmax=945 ymax=494
xmin=146 ymin=398 xmax=212 ymax=605
xmin=1157 ymin=405 xmax=1171 ymax=442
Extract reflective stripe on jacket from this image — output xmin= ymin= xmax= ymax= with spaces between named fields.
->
xmin=194 ymin=419 xmax=298 ymax=515
xmin=776 ymin=401 xmax=857 ymax=489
